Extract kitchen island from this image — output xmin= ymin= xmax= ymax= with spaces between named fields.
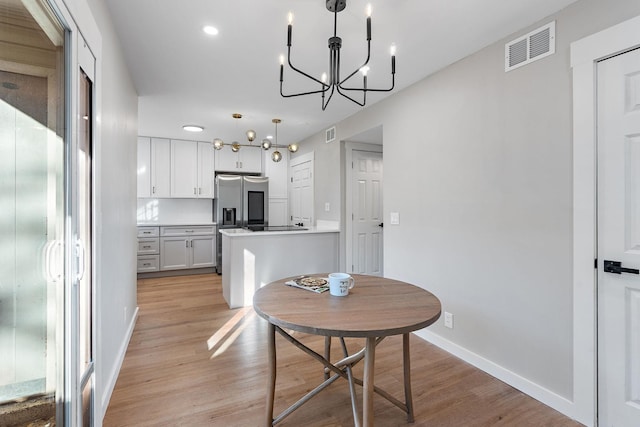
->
xmin=220 ymin=224 xmax=339 ymax=308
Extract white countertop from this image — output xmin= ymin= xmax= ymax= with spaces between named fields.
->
xmin=220 ymin=225 xmax=339 ymax=237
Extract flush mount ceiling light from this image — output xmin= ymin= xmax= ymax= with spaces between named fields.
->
xmin=203 ymin=25 xmax=219 ymax=36
xmin=183 ymin=125 xmax=204 ymax=132
xmin=279 ymin=0 xmax=396 ymax=111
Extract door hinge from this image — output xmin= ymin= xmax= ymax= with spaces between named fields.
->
xmin=594 ymin=258 xmax=597 ymax=269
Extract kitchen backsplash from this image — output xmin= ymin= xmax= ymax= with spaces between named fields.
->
xmin=137 ymin=198 xmax=213 ymax=224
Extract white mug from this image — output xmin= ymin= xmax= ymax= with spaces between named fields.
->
xmin=328 ymin=273 xmax=355 ymax=296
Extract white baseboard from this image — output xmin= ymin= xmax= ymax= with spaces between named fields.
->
xmin=98 ymin=306 xmax=139 ymax=422
xmin=413 ymin=329 xmax=579 ymax=422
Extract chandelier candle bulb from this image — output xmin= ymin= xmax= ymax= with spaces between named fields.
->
xmin=279 ymin=55 xmax=285 ymax=81
xmin=366 ymin=4 xmax=371 ymax=40
xmin=391 ymin=44 xmax=396 ymax=73
xmin=287 ymin=13 xmax=293 ymax=46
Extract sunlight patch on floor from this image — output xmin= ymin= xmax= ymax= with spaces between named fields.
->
xmin=207 ymin=306 xmax=256 ymax=358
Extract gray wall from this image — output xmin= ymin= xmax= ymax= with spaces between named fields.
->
xmin=292 ymin=0 xmax=640 ymax=403
xmin=78 ymin=0 xmax=139 ymax=420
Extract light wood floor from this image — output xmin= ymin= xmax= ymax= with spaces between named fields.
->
xmin=103 ymin=274 xmax=583 ymax=426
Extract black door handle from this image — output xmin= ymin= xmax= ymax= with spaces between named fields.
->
xmin=604 ymin=260 xmax=639 ymax=275
xmin=378 ymin=222 xmax=384 ymax=228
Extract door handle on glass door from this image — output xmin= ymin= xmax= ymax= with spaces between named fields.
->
xmin=604 ymin=260 xmax=639 ymax=275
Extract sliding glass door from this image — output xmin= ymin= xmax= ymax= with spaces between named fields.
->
xmin=0 ymin=0 xmax=65 ymax=424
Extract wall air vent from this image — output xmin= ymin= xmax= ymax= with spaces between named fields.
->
xmin=505 ymin=21 xmax=555 ymax=72
xmin=326 ymin=126 xmax=336 ymax=143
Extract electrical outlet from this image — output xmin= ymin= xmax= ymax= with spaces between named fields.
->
xmin=325 ymin=202 xmax=330 ymax=212
xmin=444 ymin=311 xmax=454 ymax=329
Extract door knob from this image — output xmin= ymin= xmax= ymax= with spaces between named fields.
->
xmin=604 ymin=260 xmax=639 ymax=275
xmin=378 ymin=222 xmax=384 ymax=228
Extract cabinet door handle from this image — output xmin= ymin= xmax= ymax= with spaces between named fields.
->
xmin=199 ymin=187 xmax=202 ymax=195
xmin=143 ymin=245 xmax=151 ymax=249
xmin=152 ymin=186 xmax=156 ymax=194
xmin=186 ymin=240 xmax=189 ymax=248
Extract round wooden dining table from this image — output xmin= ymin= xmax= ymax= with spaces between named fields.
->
xmin=253 ymin=274 xmax=441 ymax=427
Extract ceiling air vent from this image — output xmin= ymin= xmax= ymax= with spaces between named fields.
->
xmin=505 ymin=21 xmax=555 ymax=72
xmin=326 ymin=126 xmax=336 ymax=143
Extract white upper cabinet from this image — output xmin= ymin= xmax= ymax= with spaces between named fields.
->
xmin=138 ymin=137 xmax=214 ymax=199
xmin=197 ymin=142 xmax=214 ymax=198
xmin=137 ymin=137 xmax=171 ymax=198
xmin=151 ymin=138 xmax=171 ymax=197
xmin=137 ymin=137 xmax=151 ymax=197
xmin=214 ymin=147 xmax=262 ymax=174
xmin=171 ymin=140 xmax=198 ymax=198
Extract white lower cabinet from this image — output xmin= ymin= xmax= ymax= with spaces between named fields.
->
xmin=159 ymin=226 xmax=216 ymax=271
xmin=137 ymin=226 xmax=160 ymax=272
xmin=138 ymin=225 xmax=216 ymax=273
xmin=137 ymin=256 xmax=160 ymax=272
xmin=160 ymin=237 xmax=191 ymax=270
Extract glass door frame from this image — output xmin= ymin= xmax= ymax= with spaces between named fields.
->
xmin=45 ymin=0 xmax=98 ymax=424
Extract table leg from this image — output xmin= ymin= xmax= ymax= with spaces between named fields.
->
xmin=403 ymin=333 xmax=415 ymax=422
xmin=266 ymin=323 xmax=276 ymax=427
xmin=324 ymin=336 xmax=331 ymax=380
xmin=363 ymin=336 xmax=376 ymax=427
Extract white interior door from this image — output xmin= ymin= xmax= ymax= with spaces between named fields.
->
xmin=290 ymin=156 xmax=313 ymax=226
xmin=351 ymin=150 xmax=383 ymax=276
xmin=597 ymin=47 xmax=640 ymax=427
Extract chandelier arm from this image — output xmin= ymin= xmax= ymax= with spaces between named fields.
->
xmin=286 ymin=48 xmax=329 ymax=88
xmin=322 ymin=85 xmax=337 ymax=111
xmin=339 ymin=77 xmax=395 ymax=92
xmin=335 ymin=85 xmax=366 ymax=107
xmin=338 ymin=41 xmax=372 ymax=87
xmin=281 ymin=82 xmax=328 ymax=98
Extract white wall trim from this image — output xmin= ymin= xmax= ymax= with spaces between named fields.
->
xmin=414 ymin=330 xmax=576 ymax=418
xmin=570 ymin=13 xmax=640 ymax=427
xmin=99 ymin=306 xmax=138 ymax=420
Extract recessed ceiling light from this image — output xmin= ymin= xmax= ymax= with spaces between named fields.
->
xmin=266 ymin=135 xmax=273 ymax=139
xmin=183 ymin=125 xmax=204 ymax=132
xmin=203 ymin=26 xmax=219 ymax=36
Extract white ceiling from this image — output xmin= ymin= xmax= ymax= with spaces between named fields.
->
xmin=104 ymin=0 xmax=579 ymax=146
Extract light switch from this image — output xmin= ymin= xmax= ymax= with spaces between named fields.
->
xmin=325 ymin=202 xmax=330 ymax=212
xmin=390 ymin=212 xmax=400 ymax=225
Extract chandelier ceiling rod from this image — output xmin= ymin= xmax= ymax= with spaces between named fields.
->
xmin=279 ymin=0 xmax=396 ymax=111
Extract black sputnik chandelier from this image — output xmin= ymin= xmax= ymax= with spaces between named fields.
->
xmin=279 ymin=0 xmax=396 ymax=111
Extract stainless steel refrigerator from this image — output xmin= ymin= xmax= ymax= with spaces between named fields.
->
xmin=213 ymin=174 xmax=269 ymax=273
